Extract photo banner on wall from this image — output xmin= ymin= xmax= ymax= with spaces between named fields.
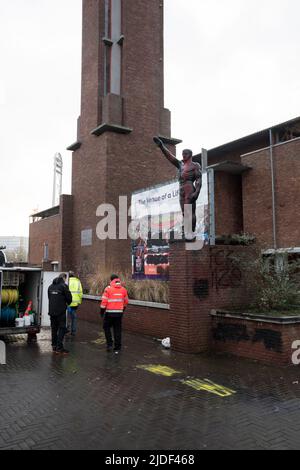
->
xmin=131 ymin=174 xmax=209 ymax=280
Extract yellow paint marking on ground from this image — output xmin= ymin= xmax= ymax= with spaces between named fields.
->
xmin=92 ymin=338 xmax=107 ymax=345
xmin=137 ymin=365 xmax=182 ymax=377
xmin=92 ymin=332 xmax=107 ymax=346
xmin=181 ymin=378 xmax=236 ymax=398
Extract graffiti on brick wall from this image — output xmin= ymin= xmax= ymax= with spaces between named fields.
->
xmin=213 ymin=323 xmax=250 ymax=342
xmin=193 ymin=279 xmax=209 ymax=300
xmin=210 ymin=250 xmax=242 ymax=290
xmin=252 ymin=329 xmax=282 ymax=352
xmin=213 ymin=322 xmax=283 ymax=353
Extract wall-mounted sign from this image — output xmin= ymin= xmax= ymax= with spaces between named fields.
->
xmin=81 ymin=229 xmax=93 ymax=247
xmin=131 ymin=175 xmax=209 ymax=279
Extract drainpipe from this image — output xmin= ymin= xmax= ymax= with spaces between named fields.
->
xmin=208 ymin=168 xmax=216 ymax=246
xmin=104 ymin=0 xmax=109 ymax=96
xmin=269 ymin=129 xmax=277 ymax=250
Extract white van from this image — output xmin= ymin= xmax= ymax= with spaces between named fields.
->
xmin=0 ymin=267 xmax=58 ymax=340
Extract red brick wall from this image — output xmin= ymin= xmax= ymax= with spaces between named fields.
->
xmin=207 ymin=136 xmax=300 ymax=248
xmin=60 ymin=195 xmax=74 ymax=271
xmin=242 ymin=138 xmax=300 ymax=248
xmin=79 ymin=297 xmax=170 ymax=339
xmin=28 ymin=195 xmax=73 ymax=270
xmin=199 ymin=138 xmax=270 ymax=243
xmin=214 ymin=172 xmax=243 ymax=236
xmin=79 ymin=0 xmax=104 ymax=136
xmin=274 ymin=139 xmax=300 ymax=248
xmin=123 ymin=305 xmax=170 ymax=339
xmin=212 ymin=314 xmax=300 ymax=365
xmin=79 ymin=0 xmax=169 ymax=138
xmin=29 ymin=214 xmax=61 ymax=266
xmin=169 ymin=243 xmax=250 ymax=354
xmin=71 ymin=138 xmax=108 ymax=284
xmin=207 ymin=135 xmax=268 ymax=166
xmin=122 ymin=0 xmax=167 ymax=136
xmin=242 ymin=148 xmax=274 ymax=247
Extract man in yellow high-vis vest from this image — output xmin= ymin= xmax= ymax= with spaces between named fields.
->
xmin=67 ymin=271 xmax=83 ymax=336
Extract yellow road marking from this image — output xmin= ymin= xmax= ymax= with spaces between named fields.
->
xmin=137 ymin=365 xmax=182 ymax=377
xmin=92 ymin=332 xmax=107 ymax=345
xmin=181 ymin=378 xmax=236 ymax=398
xmin=138 ymin=364 xmax=237 ymax=398
xmin=92 ymin=338 xmax=107 ymax=345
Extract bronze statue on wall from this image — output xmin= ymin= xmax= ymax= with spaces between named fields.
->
xmin=153 ymin=137 xmax=202 ymax=238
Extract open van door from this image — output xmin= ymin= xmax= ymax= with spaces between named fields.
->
xmin=0 ymin=270 xmax=3 ymax=321
xmin=41 ymin=272 xmax=59 ymax=327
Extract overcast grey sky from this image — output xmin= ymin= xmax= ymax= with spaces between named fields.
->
xmin=1 ymin=0 xmax=300 ymax=237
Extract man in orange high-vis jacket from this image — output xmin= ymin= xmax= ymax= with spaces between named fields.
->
xmin=100 ymin=274 xmax=129 ymax=354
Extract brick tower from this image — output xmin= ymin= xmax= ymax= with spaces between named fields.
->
xmin=67 ymin=0 xmax=180 ymax=282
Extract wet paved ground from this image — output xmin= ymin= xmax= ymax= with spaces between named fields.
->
xmin=1 ymin=321 xmax=300 ymax=450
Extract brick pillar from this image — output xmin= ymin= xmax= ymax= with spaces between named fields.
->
xmin=69 ymin=0 xmax=180 ymax=278
xmin=169 ymin=242 xmax=250 ymax=354
xmin=60 ymin=194 xmax=73 ymax=272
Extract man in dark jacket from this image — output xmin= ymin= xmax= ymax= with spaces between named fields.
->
xmin=48 ymin=273 xmax=72 ymax=355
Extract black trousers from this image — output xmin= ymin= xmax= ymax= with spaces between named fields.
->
xmin=50 ymin=313 xmax=67 ymax=350
xmin=103 ymin=314 xmax=123 ymax=350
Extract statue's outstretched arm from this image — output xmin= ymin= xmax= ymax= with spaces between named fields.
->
xmin=153 ymin=137 xmax=180 ymax=169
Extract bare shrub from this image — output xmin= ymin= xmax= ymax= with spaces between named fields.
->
xmin=232 ymin=248 xmax=300 ymax=312
xmin=87 ymin=266 xmax=169 ymax=304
